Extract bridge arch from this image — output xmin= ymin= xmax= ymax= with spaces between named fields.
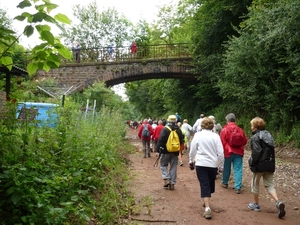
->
xmin=36 ymin=58 xmax=196 ymax=91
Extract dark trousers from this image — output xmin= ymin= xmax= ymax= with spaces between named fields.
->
xmin=196 ymin=166 xmax=218 ymax=198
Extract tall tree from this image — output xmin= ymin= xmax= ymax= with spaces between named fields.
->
xmin=191 ymin=0 xmax=252 ymax=112
xmin=151 ymin=0 xmax=197 ymax=44
xmin=61 ymin=1 xmax=133 ymax=48
xmin=219 ymin=0 xmax=300 ymax=130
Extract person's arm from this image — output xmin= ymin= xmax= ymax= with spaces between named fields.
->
xmin=156 ymin=128 xmax=168 ymax=152
xmin=192 ymin=120 xmax=199 ymax=132
xmin=216 ymin=137 xmax=224 ymax=168
xmin=189 ymin=133 xmax=198 ymax=163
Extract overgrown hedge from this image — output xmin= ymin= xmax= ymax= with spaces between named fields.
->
xmin=0 ymin=103 xmax=134 ymax=224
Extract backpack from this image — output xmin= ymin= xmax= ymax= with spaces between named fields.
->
xmin=228 ymin=127 xmax=244 ymax=148
xmin=142 ymin=124 xmax=150 ymax=138
xmin=165 ymin=126 xmax=180 ymax=152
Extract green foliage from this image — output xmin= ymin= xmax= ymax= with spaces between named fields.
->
xmin=0 ymin=101 xmax=134 ymax=224
xmin=61 ymin=2 xmax=133 ymax=48
xmin=0 ymin=0 xmax=72 ymax=75
xmin=219 ymin=0 xmax=300 ymax=131
xmin=150 ymin=0 xmax=196 ymax=44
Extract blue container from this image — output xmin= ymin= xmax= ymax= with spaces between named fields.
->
xmin=16 ymin=102 xmax=59 ymax=127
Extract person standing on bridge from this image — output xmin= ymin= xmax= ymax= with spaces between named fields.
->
xmin=130 ymin=41 xmax=137 ymax=58
xmin=108 ymin=45 xmax=114 ymax=61
xmin=75 ymin=42 xmax=81 ymax=63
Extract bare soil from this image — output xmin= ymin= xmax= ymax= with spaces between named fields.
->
xmin=125 ymin=127 xmax=300 ymax=225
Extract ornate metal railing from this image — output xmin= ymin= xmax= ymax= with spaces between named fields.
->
xmin=68 ymin=43 xmax=191 ymax=64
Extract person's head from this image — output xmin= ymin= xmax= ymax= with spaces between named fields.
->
xmin=158 ymin=120 xmax=163 ymax=125
xmin=177 ymin=122 xmax=182 ymax=127
xmin=201 ymin=117 xmax=214 ymax=130
xmin=200 ymin=114 xmax=204 ymax=118
xmin=167 ymin=115 xmax=177 ymax=124
xmin=183 ymin=119 xmax=188 ymax=123
xmin=250 ymin=117 xmax=266 ymax=131
xmin=225 ymin=113 xmax=235 ymax=122
xmin=208 ymin=115 xmax=215 ymax=121
xmin=143 ymin=118 xmax=148 ymax=123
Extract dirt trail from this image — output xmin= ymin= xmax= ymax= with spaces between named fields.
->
xmin=125 ymin=127 xmax=300 ymax=225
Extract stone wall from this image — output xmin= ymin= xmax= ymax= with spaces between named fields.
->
xmin=36 ymin=58 xmax=194 ymax=90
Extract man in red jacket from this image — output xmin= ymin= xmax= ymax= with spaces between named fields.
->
xmin=220 ymin=113 xmax=247 ymax=194
xmin=138 ymin=119 xmax=154 ymax=158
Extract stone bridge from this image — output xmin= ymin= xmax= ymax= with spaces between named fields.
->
xmin=35 ymin=43 xmax=196 ymax=92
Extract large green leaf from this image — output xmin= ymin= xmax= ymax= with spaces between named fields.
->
xmin=27 ymin=62 xmax=39 ymax=75
xmin=23 ymin=25 xmax=34 ymax=37
xmin=48 ymin=53 xmax=60 ymax=63
xmin=40 ymin=30 xmax=55 ymax=45
xmin=43 ymin=15 xmax=56 ymax=24
xmin=1 ymin=56 xmax=13 ymax=70
xmin=54 ymin=13 xmax=71 ymax=24
xmin=47 ymin=60 xmax=60 ymax=68
xmin=17 ymin=0 xmax=32 ymax=9
xmin=57 ymin=46 xmax=72 ymax=59
xmin=11 ymin=193 xmax=22 ymax=205
xmin=32 ymin=12 xmax=46 ymax=23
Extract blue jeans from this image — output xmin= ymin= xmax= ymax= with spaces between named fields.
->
xmin=222 ymin=153 xmax=243 ymax=189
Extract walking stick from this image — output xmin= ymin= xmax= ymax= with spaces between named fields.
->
xmin=153 ymin=154 xmax=160 ymax=167
xmin=153 ymin=147 xmax=163 ymax=167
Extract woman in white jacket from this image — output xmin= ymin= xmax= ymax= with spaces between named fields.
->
xmin=189 ymin=117 xmax=224 ymax=220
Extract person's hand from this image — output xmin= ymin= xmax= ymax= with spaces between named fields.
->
xmin=218 ymin=167 xmax=223 ymax=173
xmin=189 ymin=162 xmax=195 ymax=170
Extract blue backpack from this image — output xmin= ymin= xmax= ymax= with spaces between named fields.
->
xmin=142 ymin=124 xmax=150 ymax=138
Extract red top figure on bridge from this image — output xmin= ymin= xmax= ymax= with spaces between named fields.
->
xmin=130 ymin=41 xmax=137 ymax=58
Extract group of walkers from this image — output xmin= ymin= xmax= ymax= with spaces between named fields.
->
xmin=136 ymin=112 xmax=286 ymax=220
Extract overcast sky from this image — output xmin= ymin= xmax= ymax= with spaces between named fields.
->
xmin=3 ymin=0 xmax=177 ymax=47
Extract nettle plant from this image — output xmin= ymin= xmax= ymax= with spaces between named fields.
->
xmin=0 ymin=103 xmax=134 ymax=224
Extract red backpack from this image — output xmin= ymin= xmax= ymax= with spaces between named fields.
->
xmin=228 ymin=127 xmax=244 ymax=148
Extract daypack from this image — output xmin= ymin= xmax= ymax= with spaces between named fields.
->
xmin=228 ymin=127 xmax=244 ymax=148
xmin=165 ymin=126 xmax=180 ymax=152
xmin=142 ymin=124 xmax=150 ymax=138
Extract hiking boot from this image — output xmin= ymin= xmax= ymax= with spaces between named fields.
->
xmin=248 ymin=202 xmax=261 ymax=212
xmin=163 ymin=179 xmax=170 ymax=188
xmin=276 ymin=201 xmax=286 ymax=218
xmin=148 ymin=153 xmax=150 ymax=157
xmin=235 ymin=189 xmax=241 ymax=194
xmin=203 ymin=209 xmax=212 ymax=219
xmin=179 ymin=161 xmax=183 ymax=166
xmin=169 ymin=184 xmax=174 ymax=190
xmin=221 ymin=183 xmax=228 ymax=188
